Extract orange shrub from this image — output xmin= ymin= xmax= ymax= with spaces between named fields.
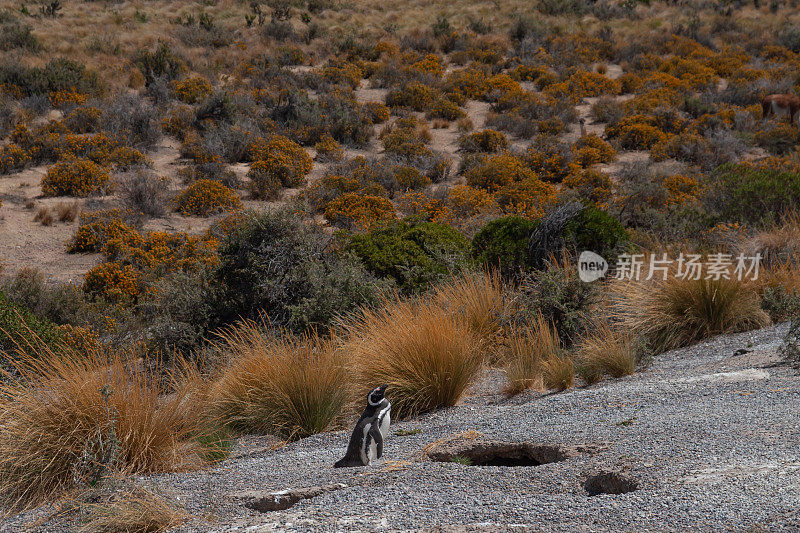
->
xmin=57 ymin=133 xmax=120 ymax=165
xmin=495 ymin=177 xmax=557 ymax=219
xmin=174 ymin=179 xmax=242 ymax=216
xmin=386 ymin=82 xmax=437 ymax=111
xmin=487 ymin=74 xmax=522 ymax=97
xmin=465 ymin=153 xmax=536 ymax=192
xmin=103 ymin=230 xmax=218 ymax=275
xmin=314 ymin=134 xmax=344 ymax=162
xmin=564 ymin=69 xmax=621 ymax=98
xmin=161 ymin=105 xmax=195 ymax=139
xmin=321 ymin=61 xmax=364 ymax=89
xmin=41 ymin=158 xmax=110 ymax=197
xmin=394 ymin=166 xmax=430 ymax=189
xmin=659 ymin=57 xmax=718 ymax=88
xmin=49 ymin=89 xmax=88 ymax=108
xmin=426 ymin=97 xmax=465 ymax=121
xmin=509 ymin=64 xmax=551 ymax=83
xmin=563 ymin=169 xmax=613 ymax=206
xmin=107 ymin=146 xmax=150 ymax=169
xmin=445 ymin=67 xmax=490 ymax=100
xmin=381 ymin=118 xmax=431 ymax=158
xmin=395 ymin=191 xmax=447 ymax=222
xmin=446 ymin=184 xmax=499 ymax=220
xmin=0 ymin=144 xmax=30 ymax=174
xmin=56 ymin=324 xmax=101 ymax=352
xmin=624 ymin=87 xmax=685 ymax=114
xmin=572 ymin=134 xmax=615 ymax=166
xmin=411 ymin=54 xmax=445 ymax=78
xmin=247 ymin=136 xmax=313 ymax=198
xmin=172 ymin=76 xmax=214 ymax=104
xmin=663 ymin=174 xmax=700 ymax=206
xmin=458 ymin=129 xmax=509 ymax=153
xmin=618 ymin=73 xmax=643 ymax=94
xmin=619 ymin=123 xmax=668 ymax=150
xmin=67 ymin=210 xmax=139 ymax=253
xmin=524 ymin=135 xmax=573 ymax=183
xmin=83 ymin=261 xmax=142 ymax=302
xmin=324 ymin=193 xmax=397 ymax=231
xmin=363 ymin=101 xmax=390 ymax=123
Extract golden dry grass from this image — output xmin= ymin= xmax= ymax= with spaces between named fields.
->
xmin=502 ymin=314 xmax=561 ymax=395
xmin=342 ymin=297 xmax=483 ymax=418
xmin=207 ymin=319 xmax=351 ymax=440
xmin=432 ymin=270 xmax=507 ymax=345
xmin=576 ymin=321 xmax=636 ymax=385
xmin=0 ymin=345 xmax=206 ymax=512
xmin=76 ymin=484 xmax=185 ymax=533
xmin=612 ymin=276 xmax=770 ymax=354
xmin=541 ymin=354 xmax=574 ymax=391
xmin=738 ymin=212 xmax=800 ymax=269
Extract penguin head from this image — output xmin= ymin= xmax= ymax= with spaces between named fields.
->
xmin=367 ymin=384 xmax=388 ymax=406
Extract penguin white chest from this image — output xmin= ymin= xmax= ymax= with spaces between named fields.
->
xmin=379 ymin=407 xmax=391 ymax=438
xmin=360 ymin=423 xmax=372 ymax=465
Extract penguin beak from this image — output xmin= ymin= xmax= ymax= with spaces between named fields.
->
xmin=379 ymin=384 xmax=388 ymax=394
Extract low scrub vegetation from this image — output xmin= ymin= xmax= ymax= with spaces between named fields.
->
xmin=613 ymin=276 xmax=770 ymax=354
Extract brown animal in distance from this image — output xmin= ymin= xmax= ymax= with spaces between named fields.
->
xmin=761 ymin=93 xmax=800 ymax=126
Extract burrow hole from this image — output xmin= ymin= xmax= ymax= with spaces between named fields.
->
xmin=430 ymin=442 xmax=570 ymax=467
xmin=584 ymin=471 xmax=638 ymax=496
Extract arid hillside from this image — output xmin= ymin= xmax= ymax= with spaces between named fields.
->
xmin=1 ymin=0 xmax=800 ymax=531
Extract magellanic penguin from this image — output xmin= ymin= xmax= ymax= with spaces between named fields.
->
xmin=334 ymin=385 xmax=391 ymax=467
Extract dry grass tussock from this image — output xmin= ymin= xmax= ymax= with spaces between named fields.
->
xmin=576 ymin=320 xmax=637 ymax=385
xmin=207 ymin=318 xmax=352 ymax=440
xmin=612 ymin=275 xmax=770 ymax=354
xmin=432 ymin=270 xmax=508 ymax=347
xmin=342 ymin=297 xmax=484 ymax=418
xmin=0 ymin=344 xmax=208 ymax=512
xmin=502 ymin=313 xmax=562 ymax=396
xmin=76 ymin=482 xmax=185 ymax=533
xmin=738 ymin=212 xmax=800 ymax=269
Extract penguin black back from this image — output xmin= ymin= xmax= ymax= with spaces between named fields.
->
xmin=334 ymin=385 xmax=390 ymax=468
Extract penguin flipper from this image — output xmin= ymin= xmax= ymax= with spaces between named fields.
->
xmin=370 ymin=425 xmax=384 ymax=459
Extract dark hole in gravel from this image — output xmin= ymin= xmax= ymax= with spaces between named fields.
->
xmin=430 ymin=442 xmax=569 ymax=467
xmin=584 ymin=471 xmax=638 ymax=496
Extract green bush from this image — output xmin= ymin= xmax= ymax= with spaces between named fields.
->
xmin=0 ymin=19 xmax=40 ymax=52
xmin=0 ymin=59 xmax=100 ymax=97
xmin=516 ymin=264 xmax=597 ymax=346
xmin=707 ymin=163 xmax=800 ymax=225
xmin=0 ymin=291 xmax=62 ymax=356
xmin=212 ymin=209 xmax=389 ymax=331
xmin=345 ymin=219 xmax=472 ymax=293
xmin=132 ymin=42 xmax=185 ymax=86
xmin=472 ymin=216 xmax=538 ymax=279
xmin=563 ymin=206 xmax=628 ymax=260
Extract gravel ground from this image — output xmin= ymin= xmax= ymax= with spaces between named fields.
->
xmin=4 ymin=324 xmax=799 ymax=532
